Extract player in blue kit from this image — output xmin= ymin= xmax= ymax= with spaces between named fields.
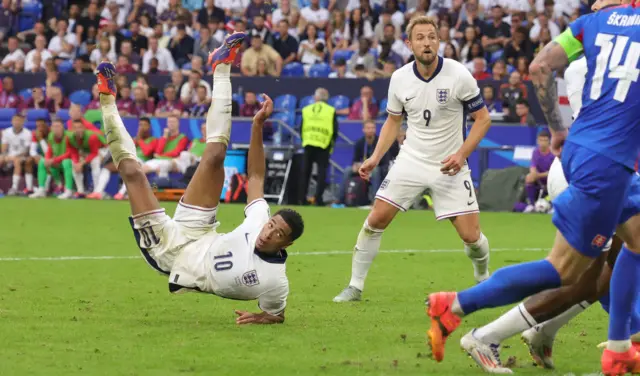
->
xmin=423 ymin=2 xmax=640 ymax=374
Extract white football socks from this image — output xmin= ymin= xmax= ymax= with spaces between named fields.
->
xmin=25 ymin=173 xmax=33 ymax=190
xmin=11 ymin=174 xmax=19 ymax=190
xmin=534 ymin=301 xmax=590 ymax=339
xmin=101 ymin=94 xmax=137 ymax=167
xmin=207 ymin=64 xmax=232 ymax=145
xmin=464 ymin=233 xmax=490 ymax=282
xmin=94 ymin=168 xmax=111 ymax=194
xmin=474 ymin=302 xmax=536 ymax=344
xmin=73 ymin=171 xmax=85 ymax=194
xmin=117 ymin=183 xmax=127 ymax=196
xmin=349 ymin=221 xmax=384 ymax=291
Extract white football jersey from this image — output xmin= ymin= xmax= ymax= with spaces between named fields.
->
xmin=564 ymin=56 xmax=587 ymax=120
xmin=2 ymin=128 xmax=32 ymax=157
xmin=171 ymin=199 xmax=289 ymax=315
xmin=386 ymin=57 xmax=484 ymax=164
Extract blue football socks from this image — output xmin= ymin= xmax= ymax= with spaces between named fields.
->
xmin=457 ymin=259 xmax=562 ymax=315
xmin=609 ymin=247 xmax=640 ymax=341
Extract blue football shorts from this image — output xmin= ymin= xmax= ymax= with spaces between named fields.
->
xmin=552 ymin=141 xmax=640 ymax=258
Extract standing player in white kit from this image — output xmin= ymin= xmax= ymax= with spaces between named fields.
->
xmin=334 ymin=16 xmax=493 ymax=302
xmin=95 ymin=32 xmax=304 ymax=324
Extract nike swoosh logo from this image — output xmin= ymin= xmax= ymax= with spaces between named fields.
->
xmin=467 ymin=201 xmax=475 ymax=206
xmin=405 ymin=96 xmax=416 ymax=101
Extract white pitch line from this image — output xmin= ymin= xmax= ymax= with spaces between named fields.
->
xmin=0 ymin=248 xmax=547 ymax=261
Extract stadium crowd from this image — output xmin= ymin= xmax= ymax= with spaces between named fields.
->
xmin=0 ymin=0 xmax=586 ymax=124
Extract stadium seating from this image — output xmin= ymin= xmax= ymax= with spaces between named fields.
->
xmin=274 ymin=94 xmax=297 ymax=112
xmin=308 ymin=63 xmax=331 ymax=78
xmin=58 ymin=60 xmax=74 ymax=73
xmin=18 ymin=2 xmax=42 ymax=32
xmin=332 ymin=50 xmax=355 ymax=64
xmin=328 ymin=95 xmax=350 ymax=110
xmin=20 ymin=88 xmax=32 ymax=101
xmin=57 ymin=109 xmax=71 ymax=122
xmin=25 ymin=109 xmax=49 ymax=124
xmin=69 ymin=90 xmax=91 ymax=107
xmin=0 ymin=108 xmax=17 ymax=122
xmin=182 ymin=62 xmax=192 ymax=70
xmin=233 ymin=93 xmax=244 ymax=105
xmin=281 ymin=62 xmax=304 ymax=77
xmin=298 ymin=95 xmax=314 ymax=109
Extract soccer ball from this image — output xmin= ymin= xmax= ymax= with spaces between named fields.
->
xmin=534 ymin=198 xmax=551 ymax=213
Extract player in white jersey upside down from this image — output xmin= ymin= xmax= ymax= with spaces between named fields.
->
xmin=333 ymin=16 xmax=493 ymax=303
xmin=95 ymin=31 xmax=304 ymax=325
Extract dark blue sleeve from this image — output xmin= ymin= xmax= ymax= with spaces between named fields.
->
xmin=463 ymin=93 xmax=486 ymax=113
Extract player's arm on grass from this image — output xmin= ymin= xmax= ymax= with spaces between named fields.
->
xmin=441 ymin=67 xmax=491 ymax=175
xmin=236 ymin=278 xmax=288 ymax=325
xmin=246 ymin=94 xmax=274 ymax=203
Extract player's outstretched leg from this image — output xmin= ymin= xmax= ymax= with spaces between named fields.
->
xmin=450 ymin=214 xmax=490 ymax=283
xmin=180 ymin=32 xmax=244 ymax=210
xmin=96 ymin=61 xmax=161 ymax=216
xmin=333 ymin=199 xmax=399 ymax=302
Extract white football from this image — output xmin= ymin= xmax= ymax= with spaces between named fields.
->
xmin=534 ymin=198 xmax=551 ymax=213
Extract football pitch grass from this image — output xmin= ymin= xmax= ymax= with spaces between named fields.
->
xmin=0 ymin=198 xmax=607 ymax=376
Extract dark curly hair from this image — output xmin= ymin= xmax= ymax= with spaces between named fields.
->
xmin=275 ymin=208 xmax=304 ymax=242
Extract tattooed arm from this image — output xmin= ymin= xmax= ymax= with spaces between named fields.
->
xmin=529 ymin=41 xmax=570 ymax=132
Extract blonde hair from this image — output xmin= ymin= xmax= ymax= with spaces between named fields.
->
xmin=406 ymin=15 xmax=438 ymax=41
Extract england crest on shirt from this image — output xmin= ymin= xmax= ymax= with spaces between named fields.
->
xmin=242 ymin=270 xmax=260 ymax=286
xmin=436 ymin=89 xmax=449 ymax=105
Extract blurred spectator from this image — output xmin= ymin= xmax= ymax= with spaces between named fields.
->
xmin=142 ymin=37 xmax=177 ymax=73
xmin=298 ymin=24 xmax=327 ymax=73
xmin=522 ymin=129 xmax=554 ymax=212
xmin=0 ymin=76 xmax=21 ymax=108
xmin=516 ymin=56 xmax=530 ymax=81
xmin=169 ymin=24 xmax=195 ymax=67
xmin=515 ymin=99 xmax=537 ymax=126
xmin=72 ymin=57 xmax=93 ymax=73
xmin=534 ymin=27 xmax=553 ymax=55
xmin=504 ymin=26 xmax=533 ymax=66
xmin=251 ymin=14 xmax=275 ymax=45
xmin=184 ymin=85 xmax=210 ymax=117
xmin=245 ymin=0 xmax=272 ymax=23
xmin=78 ymin=26 xmax=98 ymax=57
xmin=131 ymin=86 xmax=156 ymax=117
xmin=139 ymin=14 xmax=155 ymax=38
xmin=116 ymin=55 xmax=137 ymax=74
xmin=344 ymin=8 xmax=373 ymax=46
xmin=241 ymin=31 xmax=283 ymax=77
xmin=75 ymin=2 xmax=101 ymax=42
xmin=17 ymin=21 xmax=46 ymax=50
xmin=117 ymin=86 xmax=135 ymax=116
xmin=127 ymin=0 xmax=157 ymax=25
xmin=90 ymin=37 xmax=117 ymax=68
xmin=385 ymin=0 xmax=406 ymax=30
xmin=491 ymin=59 xmax=507 ymax=81
xmin=373 ymin=60 xmax=397 ymax=78
xmin=22 ymin=87 xmax=51 ymax=112
xmin=1 ymin=37 xmax=25 ymax=71
xmin=347 ymin=38 xmax=375 ymax=73
xmin=0 ymin=0 xmax=18 ymax=42
xmin=155 ymin=84 xmax=184 ymax=117
xmin=85 ymin=85 xmax=101 ymax=111
xmin=208 ymin=17 xmax=226 ymax=44
xmin=328 ymin=10 xmax=347 ymax=50
xmin=301 ymin=0 xmax=330 ymax=30
xmin=127 ymin=21 xmax=149 ymax=56
xmin=147 ymin=57 xmax=166 ymax=74
xmin=336 ymin=120 xmax=383 ymax=206
xmin=481 ymin=85 xmax=502 ymax=114
xmin=180 ymin=69 xmax=212 ymax=104
xmin=455 ymin=0 xmax=483 ymax=38
xmin=443 ymin=42 xmax=458 ymax=60
xmin=115 ymin=75 xmax=129 ymax=92
xmin=198 ymin=0 xmax=225 ymax=27
xmin=171 ymin=70 xmax=185 ymax=92
xmin=329 ymin=59 xmax=356 ymax=78
xmin=529 ymin=11 xmax=561 ymax=43
xmin=45 ymin=86 xmax=70 ymax=113
xmin=159 ymin=0 xmax=183 ymax=23
xmin=120 ymin=40 xmax=142 ymax=69
xmin=193 ymin=26 xmax=220 ymax=62
xmin=438 ymin=24 xmax=458 ymax=56
xmin=472 ymin=57 xmax=491 ymax=80
xmin=102 ymin=1 xmax=127 ymax=28
xmin=66 ymin=103 xmax=101 ymax=133
xmin=273 ymin=20 xmax=299 ymax=65
xmin=25 ymin=35 xmax=52 ymax=72
xmin=272 ymin=0 xmax=294 ymax=26
xmin=373 ymin=9 xmax=398 ymax=42
xmin=153 ymin=24 xmax=171 ymax=49
xmin=255 ymin=58 xmax=270 ymax=76
xmin=501 ymin=71 xmax=528 ymax=122
xmin=344 ymin=85 xmax=378 ymax=121
xmin=378 ymin=42 xmax=404 ymax=68
xmin=377 ymin=24 xmax=410 ymax=63
xmin=240 ymin=91 xmax=261 ymax=117
xmin=48 ymin=19 xmax=77 ymax=60
xmin=183 ymin=56 xmax=205 ymax=76
xmin=359 ymin=0 xmax=378 ymax=27
xmin=459 ymin=27 xmax=477 ymax=65
xmin=481 ymin=5 xmax=510 ymax=55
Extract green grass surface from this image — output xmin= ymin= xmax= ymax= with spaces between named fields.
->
xmin=0 ymin=198 xmax=606 ymax=375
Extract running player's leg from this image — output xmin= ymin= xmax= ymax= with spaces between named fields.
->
xmin=429 ymin=166 xmax=489 ymax=283
xmin=333 ymin=151 xmax=425 ymax=302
